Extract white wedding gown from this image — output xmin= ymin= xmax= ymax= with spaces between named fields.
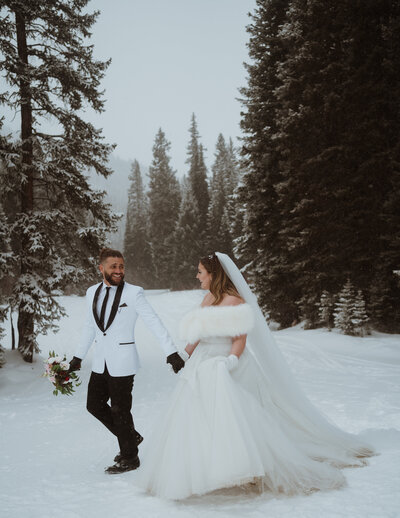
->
xmin=138 ymin=303 xmax=373 ymax=500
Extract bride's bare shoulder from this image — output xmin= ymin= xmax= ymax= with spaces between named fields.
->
xmin=200 ymin=293 xmax=245 ymax=307
xmin=200 ymin=292 xmax=214 ymax=307
xmin=220 ymin=294 xmax=245 ymax=306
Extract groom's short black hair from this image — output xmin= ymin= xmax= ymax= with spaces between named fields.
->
xmin=99 ymin=248 xmax=124 ymax=264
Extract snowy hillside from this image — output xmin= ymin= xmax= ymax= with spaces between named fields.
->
xmin=1 ymin=290 xmax=399 ymax=518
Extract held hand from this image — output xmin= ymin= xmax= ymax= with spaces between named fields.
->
xmin=166 ymin=352 xmax=185 ymax=373
xmin=225 ymin=354 xmax=239 ymax=372
xmin=68 ymin=356 xmax=82 ymax=373
xmin=180 ymin=350 xmax=190 ymax=362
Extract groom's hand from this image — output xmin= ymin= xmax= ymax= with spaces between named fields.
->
xmin=68 ymin=356 xmax=82 ymax=373
xmin=166 ymin=352 xmax=185 ymax=373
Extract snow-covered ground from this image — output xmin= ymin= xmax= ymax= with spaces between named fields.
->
xmin=1 ymin=290 xmax=399 ymax=518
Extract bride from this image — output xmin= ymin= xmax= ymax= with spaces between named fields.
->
xmin=138 ymin=252 xmax=374 ymax=500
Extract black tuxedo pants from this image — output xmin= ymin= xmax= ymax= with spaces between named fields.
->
xmin=86 ymin=364 xmax=138 ymax=460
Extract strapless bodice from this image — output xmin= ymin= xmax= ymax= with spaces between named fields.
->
xmin=199 ymin=336 xmax=232 ymax=346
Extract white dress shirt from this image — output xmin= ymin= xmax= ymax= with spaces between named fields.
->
xmin=96 ymin=282 xmax=117 ymax=328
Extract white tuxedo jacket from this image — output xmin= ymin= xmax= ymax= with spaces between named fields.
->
xmin=75 ymin=281 xmax=177 ymax=376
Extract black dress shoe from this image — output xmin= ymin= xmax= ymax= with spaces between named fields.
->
xmin=114 ymin=432 xmax=143 ymax=463
xmin=105 ymin=456 xmax=140 ymax=474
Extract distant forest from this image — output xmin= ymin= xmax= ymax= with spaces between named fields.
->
xmin=123 ymin=115 xmax=241 ymax=291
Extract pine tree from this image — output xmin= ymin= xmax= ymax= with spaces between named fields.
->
xmin=224 ymin=139 xmax=241 ymax=234
xmin=334 ymin=281 xmax=370 ymax=337
xmin=207 ymin=134 xmax=240 ymax=256
xmin=238 ymin=0 xmax=297 ymax=327
xmin=0 ymin=1 xmax=118 ymax=361
xmin=333 ymin=280 xmax=356 ymax=335
xmin=172 ymin=114 xmax=210 ymax=272
xmin=318 ymin=291 xmax=334 ymax=330
xmin=230 ymin=190 xmax=246 ymax=259
xmin=147 ymin=128 xmax=181 ymax=287
xmin=171 ymin=177 xmax=202 ymax=289
xmin=225 ymin=139 xmax=240 ymax=196
xmin=186 ymin=114 xmax=209 ymax=225
xmin=352 ymin=290 xmax=370 ymax=337
xmin=207 ymin=143 xmax=227 ymax=253
xmin=123 ymin=160 xmax=153 ymax=287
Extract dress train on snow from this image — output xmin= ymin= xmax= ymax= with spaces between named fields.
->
xmin=138 ymin=304 xmax=373 ymax=500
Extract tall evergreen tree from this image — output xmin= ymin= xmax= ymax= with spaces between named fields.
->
xmin=0 ymin=1 xmax=118 ymax=361
xmin=333 ymin=280 xmax=356 ymax=335
xmin=238 ymin=0 xmax=296 ymax=327
xmin=171 ymin=176 xmax=202 ymax=289
xmin=207 ymin=134 xmax=232 ymax=254
xmin=123 ymin=160 xmax=153 ymax=287
xmin=207 ymin=134 xmax=242 ymax=256
xmin=333 ymin=280 xmax=369 ymax=336
xmin=147 ymin=128 xmax=181 ymax=287
xmin=224 ymin=139 xmax=245 ymax=262
xmin=186 ymin=114 xmax=209 ymax=225
xmin=225 ymin=139 xmax=240 ymax=197
xmin=352 ymin=290 xmax=370 ymax=337
xmin=172 ymin=114 xmax=210 ymax=270
xmin=318 ymin=290 xmax=334 ymax=330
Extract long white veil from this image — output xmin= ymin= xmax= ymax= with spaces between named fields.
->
xmin=216 ymin=252 xmax=374 ymax=465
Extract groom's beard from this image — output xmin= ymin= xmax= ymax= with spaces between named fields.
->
xmin=104 ymin=272 xmax=124 ymax=286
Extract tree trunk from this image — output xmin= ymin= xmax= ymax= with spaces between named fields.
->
xmin=15 ymin=10 xmax=35 ymax=362
xmin=10 ymin=307 xmax=15 ymax=350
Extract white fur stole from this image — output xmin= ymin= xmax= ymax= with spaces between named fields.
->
xmin=179 ymin=303 xmax=254 ymax=343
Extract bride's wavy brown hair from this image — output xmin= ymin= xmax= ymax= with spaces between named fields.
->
xmin=200 ymin=254 xmax=240 ymax=305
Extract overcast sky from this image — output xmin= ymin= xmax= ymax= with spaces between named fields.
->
xmin=87 ymin=0 xmax=256 ymax=176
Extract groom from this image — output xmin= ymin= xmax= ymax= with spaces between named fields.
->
xmin=69 ymin=248 xmax=185 ymax=474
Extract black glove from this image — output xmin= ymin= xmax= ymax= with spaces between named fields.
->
xmin=166 ymin=352 xmax=185 ymax=373
xmin=68 ymin=356 xmax=82 ymax=373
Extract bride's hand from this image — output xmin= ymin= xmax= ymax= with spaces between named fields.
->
xmin=224 ymin=354 xmax=239 ymax=371
xmin=180 ymin=350 xmax=190 ymax=361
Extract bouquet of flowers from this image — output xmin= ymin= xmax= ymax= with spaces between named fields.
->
xmin=43 ymin=351 xmax=81 ymax=396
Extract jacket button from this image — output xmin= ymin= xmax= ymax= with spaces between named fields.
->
xmin=103 ymin=333 xmax=106 ymax=336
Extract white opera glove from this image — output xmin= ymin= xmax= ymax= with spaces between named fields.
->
xmin=179 ymin=350 xmax=190 ymax=362
xmin=225 ymin=354 xmax=239 ymax=371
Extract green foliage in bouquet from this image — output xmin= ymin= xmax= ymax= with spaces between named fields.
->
xmin=44 ymin=351 xmax=81 ymax=396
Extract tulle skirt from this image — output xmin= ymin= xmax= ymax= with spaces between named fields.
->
xmin=137 ymin=338 xmax=373 ymax=500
